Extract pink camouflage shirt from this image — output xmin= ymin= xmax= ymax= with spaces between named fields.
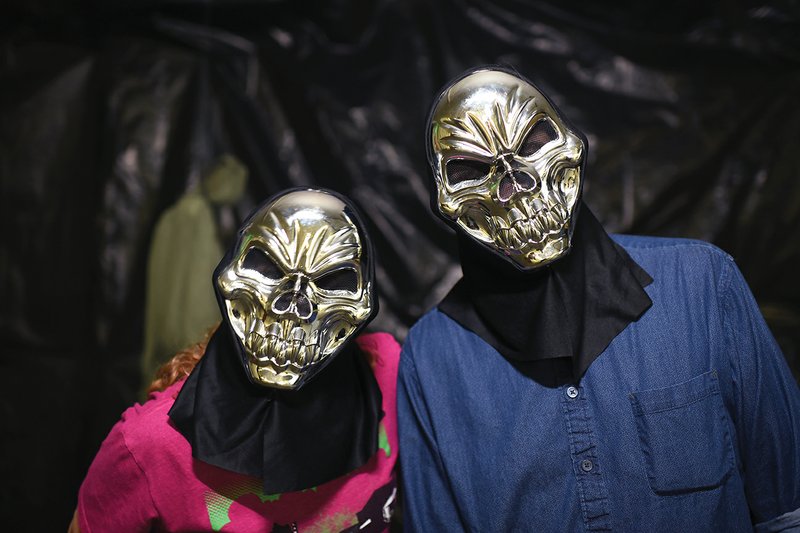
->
xmin=77 ymin=333 xmax=400 ymax=533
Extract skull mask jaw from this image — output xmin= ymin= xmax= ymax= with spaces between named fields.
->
xmin=216 ymin=189 xmax=374 ymax=390
xmin=430 ymin=67 xmax=586 ymax=270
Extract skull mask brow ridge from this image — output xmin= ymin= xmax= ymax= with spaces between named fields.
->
xmin=258 ymin=210 xmax=362 ymax=275
xmin=435 ymin=84 xmax=538 ymax=158
xmin=429 ymin=68 xmax=586 ymax=270
xmin=217 ymin=189 xmax=374 ymax=390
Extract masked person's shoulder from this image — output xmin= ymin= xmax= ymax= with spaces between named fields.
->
xmin=613 ymin=234 xmax=730 ymax=257
xmin=356 ymin=332 xmax=401 ymax=369
xmin=612 ymin=234 xmax=735 ymax=278
xmin=402 ymin=308 xmax=464 ymax=355
xmin=111 ymin=380 xmax=188 ymax=453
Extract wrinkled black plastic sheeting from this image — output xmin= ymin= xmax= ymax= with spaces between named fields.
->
xmin=2 ymin=1 xmax=799 ymax=530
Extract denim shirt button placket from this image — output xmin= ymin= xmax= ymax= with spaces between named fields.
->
xmin=559 ymin=377 xmax=611 ymax=530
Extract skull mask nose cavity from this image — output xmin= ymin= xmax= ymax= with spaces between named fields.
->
xmin=497 ymin=168 xmax=538 ymax=203
xmin=500 ymin=154 xmax=515 ymax=172
xmin=513 ymin=171 xmax=536 ymax=191
xmin=271 ymin=275 xmax=314 ymax=320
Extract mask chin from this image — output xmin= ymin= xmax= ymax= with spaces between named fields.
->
xmin=248 ymin=360 xmax=304 ymax=388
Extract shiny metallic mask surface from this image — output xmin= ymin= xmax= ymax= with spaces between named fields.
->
xmin=217 ymin=189 xmax=374 ymax=389
xmin=429 ymin=68 xmax=585 ymax=269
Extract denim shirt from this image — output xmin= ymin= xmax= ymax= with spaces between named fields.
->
xmin=398 ymin=236 xmax=800 ymax=532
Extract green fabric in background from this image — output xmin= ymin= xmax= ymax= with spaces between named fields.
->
xmin=141 ymin=155 xmax=248 ymax=387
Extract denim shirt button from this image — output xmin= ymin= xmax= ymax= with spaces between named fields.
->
xmin=580 ymin=459 xmax=594 ymax=472
xmin=566 ymin=386 xmax=579 ymax=399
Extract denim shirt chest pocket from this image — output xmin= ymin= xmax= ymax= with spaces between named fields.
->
xmin=628 ymin=370 xmax=735 ymax=495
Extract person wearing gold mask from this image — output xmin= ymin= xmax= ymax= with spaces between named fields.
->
xmin=72 ymin=189 xmax=399 ymax=532
xmin=398 ymin=66 xmax=800 ymax=532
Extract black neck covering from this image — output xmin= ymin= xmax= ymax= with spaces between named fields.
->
xmin=169 ymin=188 xmax=383 ymax=494
xmin=439 ymin=203 xmax=653 ymax=378
xmin=169 ymin=325 xmax=383 ymax=494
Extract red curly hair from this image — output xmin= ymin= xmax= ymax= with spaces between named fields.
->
xmin=147 ymin=324 xmax=219 ymax=394
xmin=146 ymin=323 xmax=377 ymax=395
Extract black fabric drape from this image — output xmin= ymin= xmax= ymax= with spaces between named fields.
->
xmin=4 ymin=1 xmax=799 ymax=529
xmin=440 ymin=203 xmax=653 ymax=377
xmin=169 ymin=324 xmax=383 ymax=494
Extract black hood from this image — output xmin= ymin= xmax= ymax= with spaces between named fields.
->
xmin=440 ymin=203 xmax=653 ymax=377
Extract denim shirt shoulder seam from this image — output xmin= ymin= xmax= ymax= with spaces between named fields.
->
xmin=403 ymin=334 xmax=449 ymax=470
xmin=718 ymin=257 xmax=738 ymax=386
xmin=614 ymin=237 xmax=726 ymax=254
xmin=403 ymin=332 xmax=476 ymax=531
xmin=717 ymin=256 xmax=745 ymax=475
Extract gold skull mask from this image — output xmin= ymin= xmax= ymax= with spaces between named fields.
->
xmin=216 ymin=189 xmax=375 ymax=390
xmin=429 ymin=67 xmax=586 ymax=269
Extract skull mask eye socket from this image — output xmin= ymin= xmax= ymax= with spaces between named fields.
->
xmin=242 ymin=248 xmax=283 ymax=280
xmin=518 ymin=119 xmax=558 ymax=158
xmin=445 ymin=159 xmax=492 ymax=187
xmin=315 ymin=267 xmax=359 ymax=293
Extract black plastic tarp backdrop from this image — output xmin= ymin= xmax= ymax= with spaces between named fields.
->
xmin=2 ymin=0 xmax=799 ymax=530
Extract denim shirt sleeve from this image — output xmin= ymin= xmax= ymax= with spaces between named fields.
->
xmin=397 ymin=342 xmax=468 ymax=533
xmin=722 ymin=258 xmax=800 ymax=531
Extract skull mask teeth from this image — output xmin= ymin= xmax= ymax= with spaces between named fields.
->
xmin=429 ymin=68 xmax=585 ymax=269
xmin=217 ymin=189 xmax=373 ymax=390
